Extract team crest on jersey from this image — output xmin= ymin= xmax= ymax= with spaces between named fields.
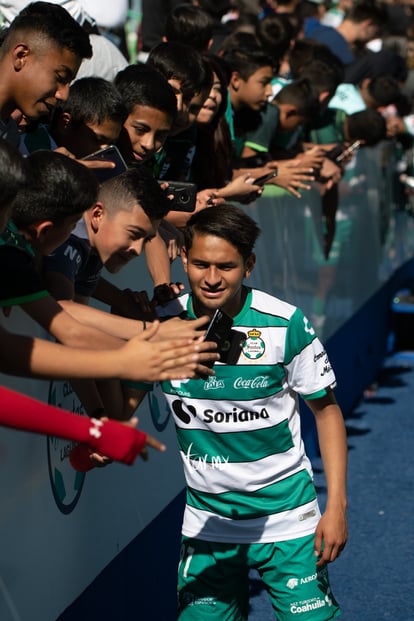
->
xmin=242 ymin=328 xmax=265 ymax=359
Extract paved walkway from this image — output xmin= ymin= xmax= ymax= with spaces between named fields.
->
xmin=249 ymin=352 xmax=414 ymax=620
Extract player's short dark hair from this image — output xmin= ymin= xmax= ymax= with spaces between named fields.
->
xmin=98 ymin=165 xmax=171 ymax=221
xmin=183 ymin=204 xmax=260 ymax=260
xmin=115 ymin=63 xmax=177 ymax=122
xmin=11 ymin=150 xmax=98 ymax=227
xmin=56 ymin=77 xmax=128 ymax=126
xmin=1 ymin=1 xmax=92 ymax=59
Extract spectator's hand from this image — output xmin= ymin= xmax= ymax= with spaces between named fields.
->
xmin=111 ymin=288 xmax=156 ymax=321
xmin=90 ymin=416 xmax=166 ymax=466
xmin=386 ymin=116 xmax=406 ymax=138
xmin=158 ymin=220 xmax=184 ymax=262
xmin=313 ymin=158 xmax=342 ymax=193
xmin=217 ymin=174 xmax=262 ymax=203
xmin=121 ymin=320 xmax=219 ymax=379
xmin=195 ymin=189 xmax=225 ymax=211
xmin=270 ymin=160 xmax=314 ymax=198
xmin=122 ymin=416 xmax=166 ymax=462
xmin=152 ymin=315 xmax=208 ymax=340
xmin=320 ymin=158 xmax=342 ymax=184
xmin=152 ymin=282 xmax=185 ymax=306
xmin=89 ymin=451 xmax=113 ymax=467
xmin=54 ymin=146 xmax=116 ymax=171
xmin=296 ymin=145 xmax=326 ymax=169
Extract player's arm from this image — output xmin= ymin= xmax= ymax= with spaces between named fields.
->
xmin=306 ymin=391 xmax=348 ymax=567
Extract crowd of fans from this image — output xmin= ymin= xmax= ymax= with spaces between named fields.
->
xmin=0 ymin=0 xmax=412 ymax=461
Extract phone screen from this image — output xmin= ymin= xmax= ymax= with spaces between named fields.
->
xmin=82 ymin=145 xmax=128 ymax=182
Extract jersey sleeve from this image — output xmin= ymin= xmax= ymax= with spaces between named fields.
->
xmin=283 ymin=307 xmax=337 ymax=398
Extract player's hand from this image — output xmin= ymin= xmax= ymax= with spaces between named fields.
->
xmin=314 ymin=508 xmax=348 ymax=567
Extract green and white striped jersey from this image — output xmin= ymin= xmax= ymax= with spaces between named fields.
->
xmin=161 ymin=287 xmax=337 ymax=544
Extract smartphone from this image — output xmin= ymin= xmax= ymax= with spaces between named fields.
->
xmin=82 ymin=145 xmax=128 ymax=182
xmin=163 ymin=180 xmax=197 ymax=212
xmin=253 ymin=171 xmax=278 ymax=186
xmin=335 ymin=140 xmax=361 ymax=163
xmin=204 ymin=309 xmax=246 ymax=366
xmin=324 ymin=144 xmax=344 ymax=162
xmin=222 ymin=329 xmax=247 ymax=365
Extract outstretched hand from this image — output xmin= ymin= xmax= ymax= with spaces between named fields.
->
xmin=121 ymin=320 xmax=219 ymax=381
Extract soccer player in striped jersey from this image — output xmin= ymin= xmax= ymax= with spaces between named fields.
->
xmin=160 ymin=204 xmax=348 ymax=620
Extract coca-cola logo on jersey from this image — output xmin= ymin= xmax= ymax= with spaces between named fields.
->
xmin=233 ymin=376 xmax=270 ymax=389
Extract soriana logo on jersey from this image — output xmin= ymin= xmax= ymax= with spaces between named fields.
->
xmin=47 ymin=381 xmax=86 ymax=514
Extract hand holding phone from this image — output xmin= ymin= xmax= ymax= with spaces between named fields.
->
xmin=161 ymin=181 xmax=198 ymax=212
xmin=82 ymin=145 xmax=128 ymax=182
xmin=335 ymin=140 xmax=361 ymax=163
xmin=324 ymin=141 xmax=360 ymax=164
xmin=204 ymin=309 xmax=246 ymax=366
xmin=253 ymin=170 xmax=278 ymax=186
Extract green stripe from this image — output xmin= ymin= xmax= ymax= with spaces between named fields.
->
xmin=284 ymin=307 xmax=317 ymax=365
xmin=0 ymin=290 xmax=49 ymax=307
xmin=162 ymin=363 xmax=286 ymax=400
xmin=187 ymin=469 xmax=316 ymax=519
xmin=178 ymin=419 xmax=293 ymax=464
xmin=303 ymin=386 xmax=332 ymax=400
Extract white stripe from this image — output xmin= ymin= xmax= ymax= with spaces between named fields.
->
xmin=181 ymin=443 xmax=312 ymax=495
xmin=182 ymin=499 xmax=321 ymax=543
